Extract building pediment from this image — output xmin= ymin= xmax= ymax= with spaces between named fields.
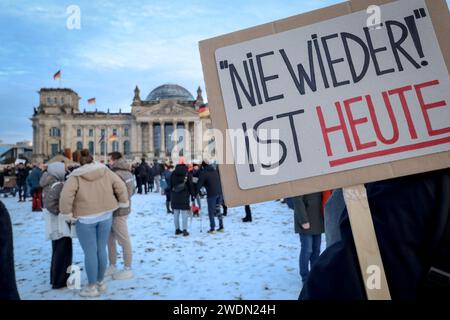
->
xmin=133 ymin=101 xmax=199 ymax=118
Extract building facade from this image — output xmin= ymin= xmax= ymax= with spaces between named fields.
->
xmin=31 ymin=84 xmax=212 ymax=163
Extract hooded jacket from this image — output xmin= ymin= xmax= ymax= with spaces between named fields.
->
xmin=59 ymin=162 xmax=129 ymax=219
xmin=26 ymin=167 xmax=42 ymax=191
xmin=40 ymin=162 xmax=65 ymax=215
xmin=196 ymin=165 xmax=222 ymax=197
xmin=170 ymin=164 xmax=195 ymax=210
xmin=110 ymin=158 xmax=135 ymax=217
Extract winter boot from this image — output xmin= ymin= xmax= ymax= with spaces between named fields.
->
xmin=166 ymin=201 xmax=173 ymax=214
xmin=112 ymin=267 xmax=134 ymax=280
xmin=96 ymin=280 xmax=107 ymax=293
xmin=175 ymin=229 xmax=183 ymax=235
xmin=182 ymin=230 xmax=189 ymax=237
xmin=79 ymin=284 xmax=100 ymax=298
xmin=105 ymin=265 xmax=116 ymax=277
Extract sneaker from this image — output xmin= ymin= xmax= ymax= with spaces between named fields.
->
xmin=97 ymin=280 xmax=107 ymax=293
xmin=207 ymin=229 xmax=216 ymax=234
xmin=217 ymin=227 xmax=224 ymax=233
xmin=105 ymin=265 xmax=116 ymax=277
xmin=79 ymin=284 xmax=100 ymax=298
xmin=182 ymin=230 xmax=189 ymax=237
xmin=112 ymin=268 xmax=134 ymax=280
xmin=175 ymin=229 xmax=183 ymax=235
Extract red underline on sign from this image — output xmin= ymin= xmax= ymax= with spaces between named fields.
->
xmin=329 ymin=136 xmax=450 ymax=167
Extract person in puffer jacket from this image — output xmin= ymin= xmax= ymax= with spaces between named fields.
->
xmin=105 ymin=152 xmax=135 ymax=280
xmin=40 ymin=161 xmax=75 ymax=289
xmin=59 ymin=149 xmax=128 ymax=298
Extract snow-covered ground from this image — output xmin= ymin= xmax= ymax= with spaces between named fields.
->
xmin=3 ymin=192 xmax=323 ymax=300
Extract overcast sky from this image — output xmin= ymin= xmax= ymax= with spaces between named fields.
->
xmin=0 ymin=0 xmax=448 ymax=144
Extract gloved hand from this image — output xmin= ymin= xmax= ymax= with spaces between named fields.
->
xmin=61 ymin=213 xmax=78 ymax=224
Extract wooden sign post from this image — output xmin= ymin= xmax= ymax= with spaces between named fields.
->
xmin=343 ymin=185 xmax=391 ymax=299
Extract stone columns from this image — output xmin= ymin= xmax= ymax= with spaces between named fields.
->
xmin=184 ymin=121 xmax=190 ymax=157
xmin=39 ymin=124 xmax=46 ymax=157
xmin=160 ymin=122 xmax=166 ymax=157
xmin=136 ymin=123 xmax=142 ymax=156
xmin=149 ymin=121 xmax=154 ymax=155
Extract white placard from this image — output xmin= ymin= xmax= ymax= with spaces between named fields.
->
xmin=216 ymin=0 xmax=450 ymax=189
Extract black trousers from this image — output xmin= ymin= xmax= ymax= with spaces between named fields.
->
xmin=244 ymin=205 xmax=252 ymax=219
xmin=50 ymin=237 xmax=73 ymax=289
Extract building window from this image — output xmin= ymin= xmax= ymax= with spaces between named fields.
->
xmin=89 ymin=129 xmax=94 ymax=137
xmin=100 ymin=141 xmax=106 ymax=155
xmin=49 ymin=127 xmax=60 ymax=137
xmin=61 ymin=97 xmax=64 ymax=104
xmin=54 ymin=97 xmax=58 ymax=104
xmin=112 ymin=128 xmax=118 ymax=136
xmin=51 ymin=144 xmax=59 ymax=156
xmin=77 ymin=128 xmax=82 ymax=137
xmin=124 ymin=127 xmax=129 ymax=137
xmin=112 ymin=141 xmax=119 ymax=152
xmin=47 ymin=97 xmax=51 ymax=104
xmin=76 ymin=141 xmax=83 ymax=150
xmin=101 ymin=128 xmax=106 ymax=137
xmin=123 ymin=141 xmax=130 ymax=155
xmin=88 ymin=141 xmax=94 ymax=154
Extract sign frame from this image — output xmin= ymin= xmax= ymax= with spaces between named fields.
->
xmin=199 ymin=0 xmax=450 ymax=208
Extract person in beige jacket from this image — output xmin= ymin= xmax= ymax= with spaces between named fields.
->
xmin=59 ymin=149 xmax=128 ymax=298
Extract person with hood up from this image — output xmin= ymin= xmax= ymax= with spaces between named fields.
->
xmin=196 ymin=159 xmax=224 ymax=234
xmin=170 ymin=157 xmax=195 ymax=236
xmin=59 ymin=149 xmax=129 ymax=298
xmin=40 ymin=161 xmax=75 ymax=289
xmin=105 ymin=152 xmax=135 ymax=280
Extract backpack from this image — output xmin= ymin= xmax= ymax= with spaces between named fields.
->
xmin=43 ymin=181 xmax=64 ymax=215
xmin=172 ymin=173 xmax=188 ymax=193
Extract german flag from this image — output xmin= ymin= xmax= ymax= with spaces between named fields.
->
xmin=53 ymin=70 xmax=61 ymax=80
xmin=108 ymin=133 xmax=118 ymax=141
xmin=198 ymin=105 xmax=210 ymax=118
xmin=87 ymin=97 xmax=96 ymax=105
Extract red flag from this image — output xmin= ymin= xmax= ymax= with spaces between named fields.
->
xmin=53 ymin=70 xmax=61 ymax=80
xmin=87 ymin=98 xmax=96 ymax=105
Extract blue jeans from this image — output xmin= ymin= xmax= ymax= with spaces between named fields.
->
xmin=299 ymin=234 xmax=321 ymax=282
xmin=76 ymin=218 xmax=112 ymax=285
xmin=324 ymin=188 xmax=345 ymax=248
xmin=207 ymin=195 xmax=223 ymax=230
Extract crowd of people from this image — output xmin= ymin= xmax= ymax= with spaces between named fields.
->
xmin=1 ymin=152 xmax=448 ymax=300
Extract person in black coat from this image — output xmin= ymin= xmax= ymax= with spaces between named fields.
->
xmin=137 ymin=159 xmax=150 ymax=194
xmin=0 ymin=200 xmax=20 ymax=300
xmin=15 ymin=163 xmax=29 ymax=202
xmin=147 ymin=165 xmax=155 ymax=193
xmin=170 ymin=158 xmax=195 ymax=236
xmin=196 ymin=161 xmax=224 ymax=233
xmin=300 ymin=168 xmax=450 ymax=300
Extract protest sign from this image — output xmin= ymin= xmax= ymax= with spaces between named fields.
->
xmin=199 ymin=0 xmax=450 ymax=207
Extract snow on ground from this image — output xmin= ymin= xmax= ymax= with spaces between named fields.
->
xmin=3 ymin=192 xmax=324 ymax=300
